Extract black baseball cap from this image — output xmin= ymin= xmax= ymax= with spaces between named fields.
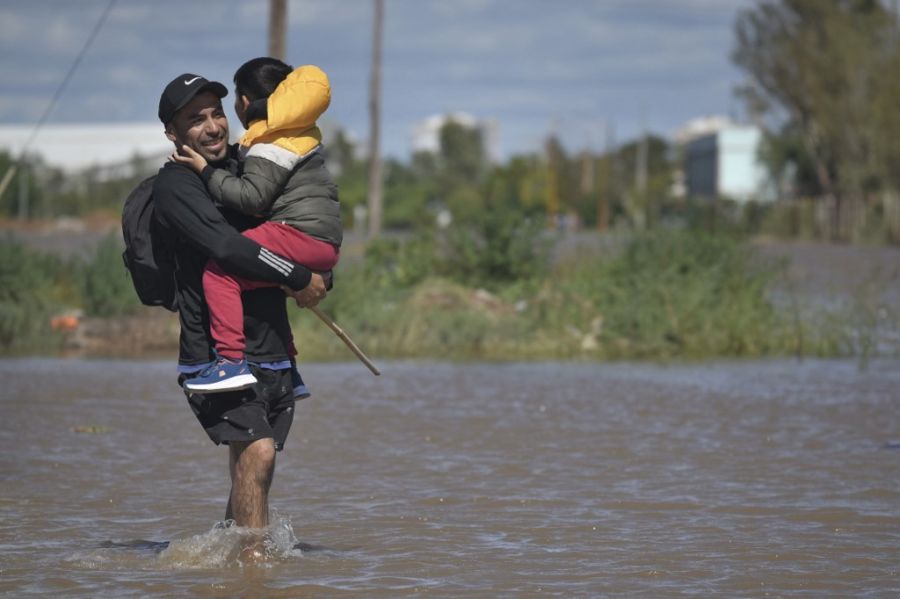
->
xmin=158 ymin=73 xmax=228 ymax=124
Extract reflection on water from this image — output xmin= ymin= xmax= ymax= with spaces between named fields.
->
xmin=0 ymin=358 xmax=898 ymax=596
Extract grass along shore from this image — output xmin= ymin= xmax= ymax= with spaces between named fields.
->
xmin=289 ymin=232 xmax=900 ymax=362
xmin=2 ymin=231 xmax=898 ymax=361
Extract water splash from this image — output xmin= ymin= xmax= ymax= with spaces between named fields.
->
xmin=159 ymin=512 xmax=303 ymax=569
xmin=67 ymin=512 xmax=306 ymax=571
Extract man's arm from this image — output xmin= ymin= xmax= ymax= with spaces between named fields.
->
xmin=203 ymin=145 xmax=305 ymax=216
xmin=153 ymin=164 xmax=311 ymax=290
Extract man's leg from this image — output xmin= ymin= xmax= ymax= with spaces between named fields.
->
xmin=226 ymin=438 xmax=276 ymax=528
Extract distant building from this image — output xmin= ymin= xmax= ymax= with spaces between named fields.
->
xmin=411 ymin=112 xmax=499 ymax=163
xmin=672 ymin=115 xmax=735 ymax=147
xmin=0 ymin=123 xmax=176 ymax=174
xmin=682 ymin=122 xmax=773 ymax=203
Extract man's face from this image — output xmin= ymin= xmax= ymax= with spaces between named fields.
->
xmin=165 ymin=91 xmax=229 ymax=163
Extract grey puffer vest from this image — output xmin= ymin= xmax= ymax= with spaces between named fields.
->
xmin=268 ymin=152 xmax=342 ymax=247
xmin=206 ymin=148 xmax=342 ymax=247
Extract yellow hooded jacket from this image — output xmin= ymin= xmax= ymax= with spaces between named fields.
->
xmin=239 ymin=64 xmax=331 ymax=156
xmin=203 ymin=64 xmax=342 ymax=247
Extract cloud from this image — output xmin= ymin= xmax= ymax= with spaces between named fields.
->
xmin=0 ymin=0 xmax=754 ymax=159
xmin=106 ymin=66 xmax=147 ymax=86
xmin=432 ymin=0 xmax=493 ymax=17
xmin=0 ymin=9 xmax=27 ymax=43
xmin=0 ymin=95 xmax=51 ymax=122
xmin=82 ymin=93 xmax=136 ymax=120
xmin=45 ymin=15 xmax=88 ymax=54
xmin=291 ymin=0 xmax=367 ymax=26
xmin=0 ymin=63 xmax=65 ymax=89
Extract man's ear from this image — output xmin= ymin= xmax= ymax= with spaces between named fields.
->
xmin=239 ymin=95 xmax=251 ymax=111
xmin=164 ymin=124 xmax=177 ymax=144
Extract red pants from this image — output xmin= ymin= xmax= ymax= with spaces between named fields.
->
xmin=204 ymin=221 xmax=339 ymax=360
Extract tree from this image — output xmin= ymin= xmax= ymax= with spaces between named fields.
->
xmin=0 ymin=152 xmax=45 ymax=219
xmin=615 ymin=135 xmax=671 ymax=229
xmin=732 ymin=0 xmax=900 ymax=240
xmin=543 ymin=135 xmax=565 ymax=224
xmin=439 ymin=118 xmax=486 ymax=187
xmin=434 ymin=118 xmax=488 ymax=222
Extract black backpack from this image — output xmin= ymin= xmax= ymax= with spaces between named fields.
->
xmin=121 ymin=175 xmax=177 ymax=311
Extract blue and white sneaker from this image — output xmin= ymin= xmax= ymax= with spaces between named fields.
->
xmin=291 ymin=361 xmax=311 ymax=400
xmin=184 ymin=357 xmax=257 ymax=393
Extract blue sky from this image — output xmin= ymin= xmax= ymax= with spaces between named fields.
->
xmin=0 ymin=0 xmax=754 ymax=160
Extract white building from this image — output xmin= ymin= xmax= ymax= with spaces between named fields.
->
xmin=672 ymin=115 xmax=735 ymax=147
xmin=681 ymin=121 xmax=773 ymax=203
xmin=0 ymin=123 xmax=176 ymax=174
xmin=0 ymin=119 xmax=352 ymax=179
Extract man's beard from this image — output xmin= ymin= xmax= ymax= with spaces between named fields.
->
xmin=194 ymin=135 xmax=227 ymax=162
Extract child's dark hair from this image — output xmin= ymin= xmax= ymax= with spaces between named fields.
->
xmin=234 ymin=57 xmax=293 ymax=102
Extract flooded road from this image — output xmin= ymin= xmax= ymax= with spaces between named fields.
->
xmin=1 ymin=358 xmax=898 ymax=596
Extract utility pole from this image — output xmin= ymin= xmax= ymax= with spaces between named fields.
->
xmin=635 ymin=110 xmax=650 ymax=229
xmin=635 ymin=112 xmax=648 ymax=194
xmin=367 ymin=0 xmax=385 ymax=239
xmin=0 ymin=166 xmax=17 ymax=210
xmin=598 ymin=121 xmax=612 ymax=232
xmin=268 ymin=0 xmax=287 ymax=60
xmin=579 ymin=131 xmax=594 ymax=196
xmin=17 ymin=167 xmax=28 ymax=221
xmin=543 ymin=118 xmax=561 ymax=228
xmin=895 ymin=0 xmax=900 ymax=40
xmin=546 ymin=149 xmax=559 ymax=227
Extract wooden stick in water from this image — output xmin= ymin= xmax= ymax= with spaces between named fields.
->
xmin=309 ymin=306 xmax=381 ymax=376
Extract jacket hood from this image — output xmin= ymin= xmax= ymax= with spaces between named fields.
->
xmin=240 ymin=65 xmax=331 ymax=154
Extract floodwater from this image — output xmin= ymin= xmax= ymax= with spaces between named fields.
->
xmin=1 ymin=358 xmax=898 ymax=597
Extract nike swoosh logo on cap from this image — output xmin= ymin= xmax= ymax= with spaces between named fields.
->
xmin=184 ymin=76 xmax=202 ymax=85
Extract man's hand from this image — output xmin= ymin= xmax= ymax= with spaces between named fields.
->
xmin=282 ymin=272 xmax=328 ymax=308
xmin=168 ymin=145 xmax=209 ymax=174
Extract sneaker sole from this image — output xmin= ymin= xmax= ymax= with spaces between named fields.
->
xmin=184 ymin=374 xmax=258 ymax=393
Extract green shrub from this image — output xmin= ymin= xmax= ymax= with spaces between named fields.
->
xmin=440 ymin=208 xmax=552 ymax=290
xmin=80 ymin=234 xmax=141 ymax=317
xmin=299 ymin=230 xmax=808 ymax=360
xmin=0 ymin=240 xmax=65 ymax=350
xmin=530 ymin=231 xmax=795 ymax=358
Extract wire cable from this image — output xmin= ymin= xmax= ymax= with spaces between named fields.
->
xmin=22 ymin=0 xmax=117 ymax=153
xmin=0 ymin=0 xmax=117 ymax=202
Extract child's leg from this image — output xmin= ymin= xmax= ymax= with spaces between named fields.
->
xmin=242 ymin=223 xmax=338 ymax=360
xmin=242 ymin=222 xmax=339 ymax=272
xmin=204 ymin=222 xmax=339 ymax=360
xmin=203 ymin=261 xmax=247 ymax=360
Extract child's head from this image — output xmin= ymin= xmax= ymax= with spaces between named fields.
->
xmin=233 ymin=57 xmax=293 ymax=127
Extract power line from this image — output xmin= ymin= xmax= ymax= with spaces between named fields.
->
xmin=0 ymin=0 xmax=116 ymax=206
xmin=23 ymin=0 xmax=117 ymax=153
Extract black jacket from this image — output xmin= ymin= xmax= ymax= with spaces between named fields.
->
xmin=152 ymin=156 xmax=310 ymax=366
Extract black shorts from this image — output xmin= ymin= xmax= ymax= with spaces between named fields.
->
xmin=179 ymin=365 xmax=295 ymax=451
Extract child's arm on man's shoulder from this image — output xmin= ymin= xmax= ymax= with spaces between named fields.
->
xmin=205 ymin=143 xmax=308 ymax=216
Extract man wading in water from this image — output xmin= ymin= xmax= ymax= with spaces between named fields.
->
xmin=151 ymin=73 xmax=328 ymax=557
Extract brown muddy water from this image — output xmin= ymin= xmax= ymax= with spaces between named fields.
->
xmin=1 ymin=358 xmax=898 ymax=597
